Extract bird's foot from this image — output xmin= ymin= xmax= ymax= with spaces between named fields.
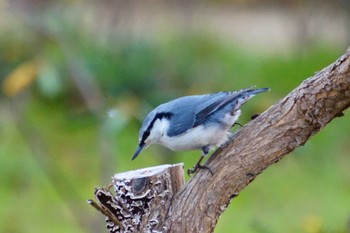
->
xmin=232 ymin=122 xmax=243 ymax=128
xmin=187 ymin=163 xmax=213 ymax=176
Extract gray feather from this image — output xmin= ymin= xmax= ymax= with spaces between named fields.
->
xmin=139 ymin=87 xmax=269 ymax=138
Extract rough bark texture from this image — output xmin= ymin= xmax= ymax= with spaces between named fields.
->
xmin=89 ymin=164 xmax=184 ymax=232
xmin=165 ymin=48 xmax=350 ymax=232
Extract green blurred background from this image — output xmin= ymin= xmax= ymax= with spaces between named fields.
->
xmin=0 ymin=0 xmax=349 ymax=232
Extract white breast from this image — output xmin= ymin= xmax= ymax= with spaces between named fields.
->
xmin=159 ymin=124 xmax=231 ymax=151
xmin=151 ymin=109 xmax=241 ymax=152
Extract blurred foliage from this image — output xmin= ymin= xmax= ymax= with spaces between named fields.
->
xmin=0 ymin=2 xmax=349 ymax=233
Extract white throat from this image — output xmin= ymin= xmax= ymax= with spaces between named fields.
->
xmin=147 ymin=118 xmax=170 ymax=144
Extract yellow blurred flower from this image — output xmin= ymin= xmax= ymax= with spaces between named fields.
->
xmin=2 ymin=58 xmax=43 ymax=97
xmin=301 ymin=215 xmax=322 ymax=233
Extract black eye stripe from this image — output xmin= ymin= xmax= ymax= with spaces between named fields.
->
xmin=140 ymin=132 xmax=150 ymax=146
xmin=140 ymin=112 xmax=173 ymax=145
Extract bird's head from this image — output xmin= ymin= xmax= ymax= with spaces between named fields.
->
xmin=132 ymin=112 xmax=173 ymax=160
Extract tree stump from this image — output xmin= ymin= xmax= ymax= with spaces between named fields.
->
xmin=88 ymin=163 xmax=184 ymax=233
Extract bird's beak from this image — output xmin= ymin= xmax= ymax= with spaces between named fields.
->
xmin=132 ymin=144 xmax=144 ymax=160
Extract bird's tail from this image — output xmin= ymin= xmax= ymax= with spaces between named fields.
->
xmin=229 ymin=87 xmax=270 ymax=111
xmin=240 ymin=87 xmax=270 ymax=96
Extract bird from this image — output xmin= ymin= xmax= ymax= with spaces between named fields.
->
xmin=132 ymin=87 xmax=269 ymax=175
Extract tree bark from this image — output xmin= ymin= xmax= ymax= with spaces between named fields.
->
xmin=165 ymin=48 xmax=350 ymax=232
xmin=90 ymin=48 xmax=350 ymax=232
xmin=89 ymin=164 xmax=185 ymax=232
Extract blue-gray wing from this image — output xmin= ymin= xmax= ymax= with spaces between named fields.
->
xmin=154 ymin=88 xmax=269 ymax=137
xmin=193 ymin=91 xmax=237 ymax=127
xmin=164 ymin=92 xmax=235 ymax=136
xmin=160 ymin=96 xmax=199 ymax=137
xmin=193 ymin=87 xmax=269 ymax=127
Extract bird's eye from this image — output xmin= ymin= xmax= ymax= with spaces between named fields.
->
xmin=144 ymin=131 xmax=150 ymax=139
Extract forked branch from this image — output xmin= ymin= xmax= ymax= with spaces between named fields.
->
xmin=90 ymin=48 xmax=350 ymax=233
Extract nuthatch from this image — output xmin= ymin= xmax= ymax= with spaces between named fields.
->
xmin=132 ymin=87 xmax=269 ymax=175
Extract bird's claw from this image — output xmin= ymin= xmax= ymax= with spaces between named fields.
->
xmin=187 ymin=163 xmax=213 ymax=176
xmin=232 ymin=122 xmax=243 ymax=128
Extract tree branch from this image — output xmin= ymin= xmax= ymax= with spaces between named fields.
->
xmin=165 ymin=48 xmax=350 ymax=232
xmin=90 ymin=48 xmax=350 ymax=233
